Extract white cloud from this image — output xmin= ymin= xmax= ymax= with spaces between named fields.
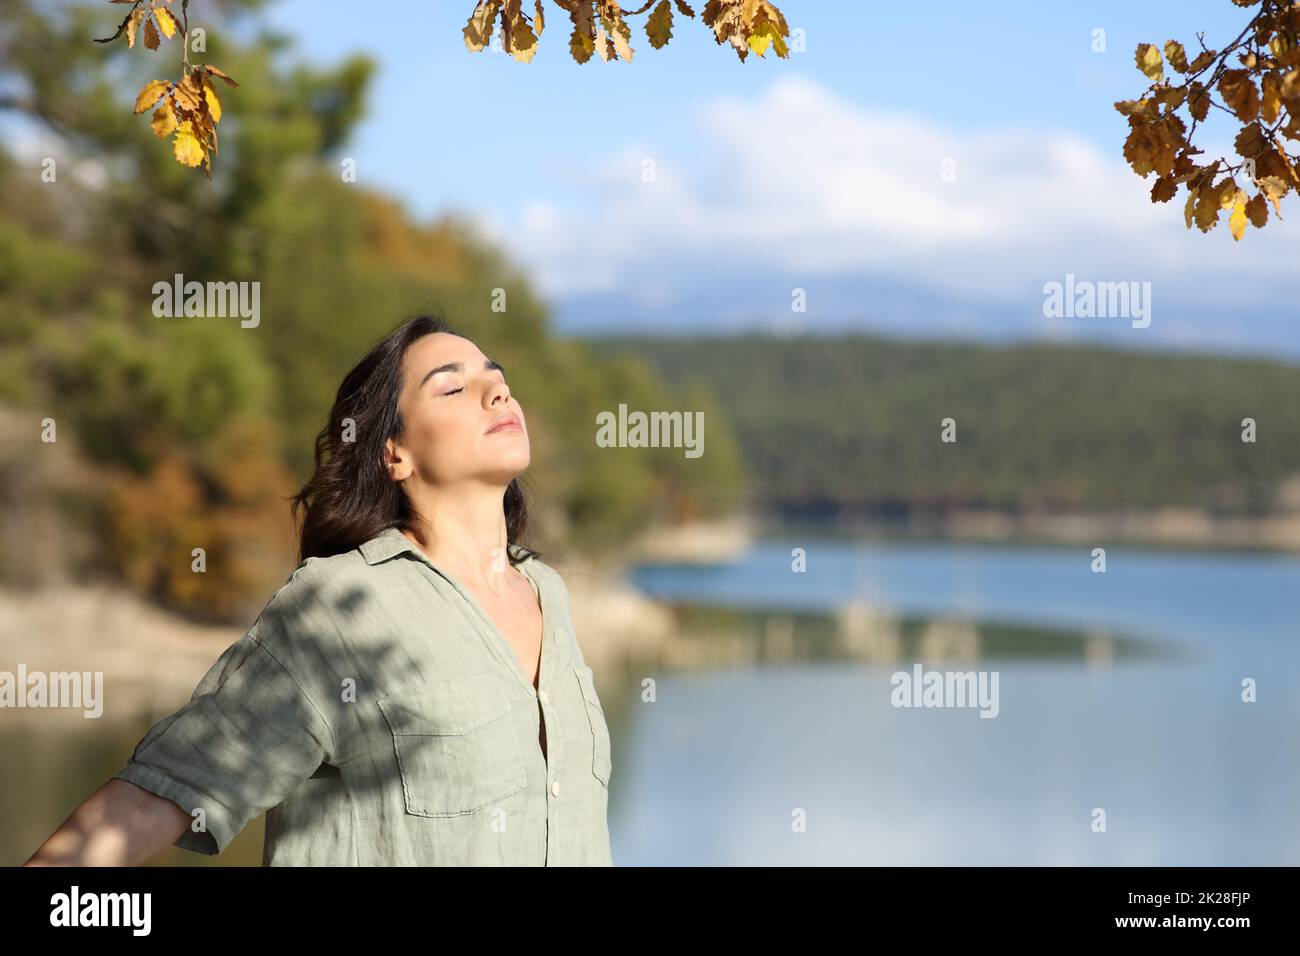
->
xmin=478 ymin=73 xmax=1300 ymax=335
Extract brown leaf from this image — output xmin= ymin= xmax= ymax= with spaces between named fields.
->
xmin=1150 ymin=176 xmax=1178 ymax=203
xmin=1219 ymin=69 xmax=1260 ymax=122
xmin=1245 ymin=192 xmax=1269 ymax=227
xmin=202 ymin=65 xmax=241 ymax=87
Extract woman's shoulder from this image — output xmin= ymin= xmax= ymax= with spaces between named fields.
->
xmin=251 ymin=549 xmax=370 ymax=643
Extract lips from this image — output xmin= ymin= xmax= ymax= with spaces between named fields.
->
xmin=486 ymin=411 xmax=522 ymax=434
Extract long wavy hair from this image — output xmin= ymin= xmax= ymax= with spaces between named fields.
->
xmin=289 ymin=314 xmax=538 ymax=567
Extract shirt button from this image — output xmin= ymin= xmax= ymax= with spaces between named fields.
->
xmin=550 ymin=779 xmax=560 ymax=797
xmin=538 ymin=689 xmax=549 ymax=705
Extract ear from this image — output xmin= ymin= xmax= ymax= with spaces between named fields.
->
xmin=384 ymin=436 xmax=411 ymax=482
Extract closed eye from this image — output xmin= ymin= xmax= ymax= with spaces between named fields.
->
xmin=441 ymin=387 xmax=464 ymax=397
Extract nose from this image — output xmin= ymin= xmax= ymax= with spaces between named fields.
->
xmin=487 ymin=378 xmax=510 ymax=405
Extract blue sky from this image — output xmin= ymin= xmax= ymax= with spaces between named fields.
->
xmin=254 ymin=2 xmax=1299 ymax=356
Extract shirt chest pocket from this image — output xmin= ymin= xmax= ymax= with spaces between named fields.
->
xmin=574 ymin=664 xmax=612 ymax=789
xmin=376 ymin=674 xmax=527 ymax=817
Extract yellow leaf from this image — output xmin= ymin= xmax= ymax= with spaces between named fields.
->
xmin=150 ymin=99 xmax=177 ymax=138
xmin=1135 ymin=43 xmax=1163 ymax=81
xmin=133 ymin=79 xmax=170 ymax=114
xmin=172 ymin=120 xmax=205 ymax=167
xmin=462 ymin=0 xmax=502 ymax=52
xmin=1258 ymin=175 xmax=1289 ymax=216
xmin=125 ymin=8 xmax=142 ymax=49
xmin=510 ymin=17 xmax=539 ymax=63
xmin=748 ymin=19 xmax=781 ymax=57
xmin=534 ymin=0 xmax=544 ymax=36
xmin=153 ymin=6 xmax=178 ymax=39
xmin=1229 ymin=192 xmax=1248 ymax=240
xmin=1164 ymin=40 xmax=1189 ymax=73
xmin=172 ymin=73 xmax=202 ymax=112
xmin=203 ymin=79 xmax=222 ymax=123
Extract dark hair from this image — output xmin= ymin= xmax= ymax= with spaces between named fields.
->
xmin=289 ymin=313 xmax=538 ymax=567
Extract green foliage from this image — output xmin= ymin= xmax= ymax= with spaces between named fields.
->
xmin=589 ymin=334 xmax=1300 ymax=518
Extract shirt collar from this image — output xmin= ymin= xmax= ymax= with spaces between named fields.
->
xmin=358 ymin=526 xmax=533 ymax=570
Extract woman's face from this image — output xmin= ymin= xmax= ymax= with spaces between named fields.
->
xmin=385 ymin=332 xmax=530 ymax=489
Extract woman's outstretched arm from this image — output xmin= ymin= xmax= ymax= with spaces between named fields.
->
xmin=23 ymin=778 xmax=193 ymax=867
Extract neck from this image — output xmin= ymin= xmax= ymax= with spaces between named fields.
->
xmin=401 ymin=482 xmax=514 ymax=593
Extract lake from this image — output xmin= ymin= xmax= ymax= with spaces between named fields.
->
xmin=611 ymin=540 xmax=1300 ymax=865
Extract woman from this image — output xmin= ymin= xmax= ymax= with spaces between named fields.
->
xmin=25 ymin=314 xmax=614 ymax=866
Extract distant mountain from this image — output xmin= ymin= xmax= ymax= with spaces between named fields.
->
xmin=556 ymin=269 xmax=1300 ymax=362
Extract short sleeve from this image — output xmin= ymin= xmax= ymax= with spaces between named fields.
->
xmin=111 ymin=607 xmax=336 ymax=856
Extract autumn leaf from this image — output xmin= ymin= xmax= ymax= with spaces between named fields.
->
xmin=1228 ymin=189 xmax=1248 ymax=240
xmin=1164 ymin=39 xmax=1189 ymax=73
xmin=1219 ymin=69 xmax=1259 ymax=122
xmin=646 ymin=0 xmax=674 ymax=48
xmin=203 ymin=79 xmax=222 ymax=124
xmin=172 ymin=120 xmax=205 ymax=167
xmin=1234 ymin=121 xmax=1267 ymax=159
xmin=1150 ymin=176 xmax=1178 ymax=203
xmin=1258 ymin=175 xmax=1289 ymax=216
xmin=143 ymin=15 xmax=159 ymax=50
xmin=1245 ymin=192 xmax=1268 ymax=228
xmin=125 ymin=7 xmax=143 ymax=49
xmin=593 ymin=22 xmax=612 ymax=61
xmin=463 ymin=0 xmax=503 ymax=52
xmin=202 ymin=65 xmax=240 ymax=88
xmin=502 ymin=0 xmax=540 ymax=63
xmin=133 ymin=79 xmax=170 ymax=114
xmin=748 ymin=15 xmax=787 ymax=58
xmin=171 ymin=73 xmax=203 ymax=112
xmin=1261 ymin=72 xmax=1283 ymax=123
xmin=598 ymin=2 xmax=635 ymax=62
xmin=154 ymin=5 xmax=179 ymax=39
xmin=1136 ymin=43 xmax=1163 ymax=81
xmin=150 ymin=99 xmax=178 ymax=138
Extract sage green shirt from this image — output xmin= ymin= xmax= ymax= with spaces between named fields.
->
xmin=112 ymin=527 xmax=614 ymax=866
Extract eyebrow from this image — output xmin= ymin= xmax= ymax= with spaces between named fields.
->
xmin=419 ymin=358 xmax=505 ymax=390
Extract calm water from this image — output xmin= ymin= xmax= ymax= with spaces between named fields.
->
xmin=612 ymin=541 xmax=1300 ymax=865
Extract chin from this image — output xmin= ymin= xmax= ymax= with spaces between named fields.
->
xmin=488 ymin=449 xmax=530 ymax=479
